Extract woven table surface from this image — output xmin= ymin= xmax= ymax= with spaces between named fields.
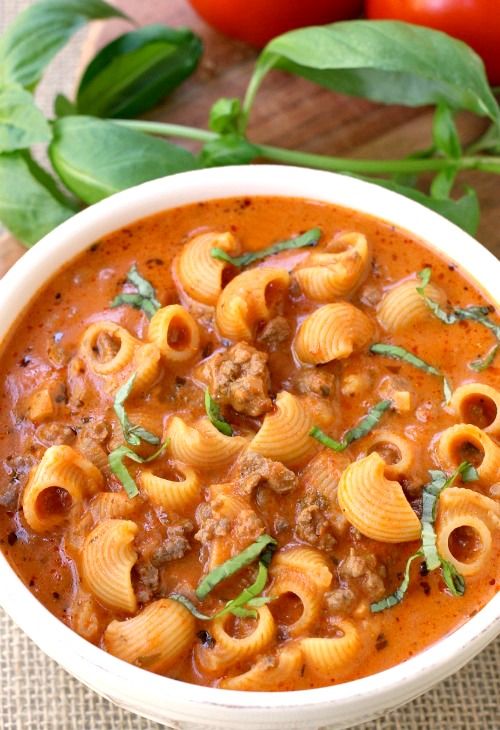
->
xmin=1 ymin=2 xmax=499 ymax=728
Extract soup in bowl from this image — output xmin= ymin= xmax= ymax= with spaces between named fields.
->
xmin=0 ymin=166 xmax=498 ymax=729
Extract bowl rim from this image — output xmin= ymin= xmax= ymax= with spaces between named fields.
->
xmin=0 ymin=165 xmax=498 ymax=716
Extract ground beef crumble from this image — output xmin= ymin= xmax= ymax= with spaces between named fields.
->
xmin=236 ymin=450 xmax=298 ymax=495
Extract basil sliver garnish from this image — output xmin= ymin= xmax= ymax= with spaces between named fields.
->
xmin=108 ymin=440 xmax=169 ymax=498
xmin=111 ymin=263 xmax=161 ymax=318
xmin=195 ymin=534 xmax=277 ymax=600
xmin=210 ymin=227 xmax=321 ymax=268
xmin=310 ymin=400 xmax=392 ymax=452
xmin=371 ymin=551 xmax=422 ymax=613
xmin=204 ymin=390 xmax=233 ymax=436
xmin=114 ymin=373 xmax=160 ymax=446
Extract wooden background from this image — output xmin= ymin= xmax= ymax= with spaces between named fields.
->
xmin=1 ymin=0 xmax=499 ymax=276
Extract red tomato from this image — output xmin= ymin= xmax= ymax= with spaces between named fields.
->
xmin=366 ymin=0 xmax=500 ymax=85
xmin=187 ymin=0 xmax=363 ymax=48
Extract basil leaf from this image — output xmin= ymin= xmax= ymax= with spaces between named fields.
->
xmin=108 ymin=440 xmax=169 ymax=498
xmin=430 ymin=167 xmax=459 ymax=201
xmin=257 ymin=21 xmax=499 ymax=123
xmin=371 ymin=551 xmax=422 ymax=613
xmin=196 ymin=534 xmax=277 ymax=600
xmin=49 ymin=116 xmax=199 ymax=204
xmin=169 ymin=594 xmax=212 ymax=620
xmin=370 ymin=343 xmax=451 ymax=402
xmin=200 ymin=135 xmax=259 ymax=168
xmin=111 ymin=292 xmax=158 ymax=318
xmin=127 ymin=263 xmax=160 ymax=304
xmin=0 ymin=0 xmax=128 ymax=89
xmin=0 ymin=151 xmax=75 ymax=246
xmin=441 ymin=561 xmax=466 ymax=596
xmin=216 ymin=560 xmax=270 ymax=620
xmin=0 ymin=85 xmax=51 ymax=152
xmin=111 ymin=264 xmax=161 ymax=319
xmin=114 ymin=374 xmax=160 ymax=447
xmin=209 ymin=98 xmax=242 ymax=135
xmin=310 ymin=400 xmax=392 ymax=453
xmin=211 ymin=227 xmax=321 ymax=268
xmin=76 ymin=25 xmax=202 ymax=118
xmin=470 ymin=343 xmax=500 ymax=372
xmin=54 ymin=93 xmax=77 ymax=117
xmin=432 ymin=104 xmax=461 ymax=159
xmin=204 ymin=391 xmax=233 ymax=437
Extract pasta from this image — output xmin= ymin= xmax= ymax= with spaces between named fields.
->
xmin=148 ymin=305 xmax=200 ymax=363
xmin=138 ymin=462 xmax=201 ymax=513
xmin=294 ymin=231 xmax=371 ymax=301
xmin=294 ymin=302 xmax=374 ymax=365
xmin=272 ymin=546 xmax=332 ymax=591
xmin=176 ymin=230 xmax=240 ymax=305
xmin=437 ymin=423 xmax=500 ymax=485
xmin=80 ymin=321 xmax=138 ymax=376
xmin=436 ymin=487 xmax=500 ymax=577
xmin=268 ymin=568 xmax=325 ymax=636
xmin=81 ymin=519 xmax=138 ymax=613
xmin=377 ymin=276 xmax=446 ymax=332
xmin=220 ymin=644 xmax=303 ymax=690
xmin=363 ymin=430 xmax=415 ymax=480
xmin=105 ymin=598 xmax=196 ymax=672
xmin=216 ymin=268 xmax=290 ymax=341
xmin=165 ymin=416 xmax=247 ymax=469
xmin=300 ymin=621 xmax=361 ymax=677
xmin=23 ymin=445 xmax=104 ymax=532
xmin=249 ymin=391 xmax=317 ymax=467
xmin=338 ymin=453 xmax=421 ymax=542
xmin=450 ymin=383 xmax=500 ymax=436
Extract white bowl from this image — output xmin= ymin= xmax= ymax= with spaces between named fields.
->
xmin=0 ymin=166 xmax=498 ymax=730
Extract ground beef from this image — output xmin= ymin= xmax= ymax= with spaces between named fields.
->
xmin=201 ymin=342 xmax=272 ymax=417
xmin=151 ymin=522 xmax=193 ymax=566
xmin=35 ymin=421 xmax=76 ymax=447
xmin=236 ymin=450 xmax=298 ymax=495
xmin=78 ymin=421 xmax=110 ymax=443
xmin=295 ymin=494 xmax=337 ymax=551
xmin=295 ymin=368 xmax=336 ymax=398
xmin=94 ymin=331 xmax=119 ymax=362
xmin=325 ymin=587 xmax=356 ymax=613
xmin=257 ymin=316 xmax=291 ymax=349
xmin=338 ymin=550 xmax=386 ymax=601
xmin=232 ymin=509 xmax=264 ymax=544
xmin=1 ymin=455 xmax=36 ymax=508
xmin=134 ymin=562 xmax=160 ymax=604
xmin=194 ymin=503 xmax=231 ymax=543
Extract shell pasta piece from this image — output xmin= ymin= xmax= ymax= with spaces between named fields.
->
xmin=450 ymin=383 xmax=500 ymax=436
xmin=195 ymin=606 xmax=276 ymax=676
xmin=249 ymin=391 xmax=316 ymax=467
xmin=220 ymin=644 xmax=304 ymax=690
xmin=294 ymin=303 xmax=374 ymax=365
xmin=216 ymin=268 xmax=290 ymax=341
xmin=177 ymin=230 xmax=240 ymax=305
xmin=139 ymin=462 xmax=201 ymax=513
xmin=165 ymin=416 xmax=247 ymax=469
xmin=148 ymin=305 xmax=200 ymax=363
xmin=338 ymin=453 xmax=421 ymax=542
xmin=268 ymin=569 xmax=324 ymax=637
xmin=300 ymin=621 xmax=361 ymax=678
xmin=89 ymin=492 xmax=138 ymax=521
xmin=294 ymin=231 xmax=371 ymax=301
xmin=436 ymin=487 xmax=500 ymax=577
xmin=377 ymin=277 xmax=446 ymax=332
xmin=272 ymin=546 xmax=332 ymax=591
xmin=104 ymin=598 xmax=196 ymax=673
xmin=81 ymin=519 xmax=138 ymax=613
xmin=80 ymin=321 xmax=138 ymax=375
xmin=23 ymin=445 xmax=104 ymax=532
xmin=363 ymin=430 xmax=415 ymax=480
xmin=437 ymin=423 xmax=500 ymax=485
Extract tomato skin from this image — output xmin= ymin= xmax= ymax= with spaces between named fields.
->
xmin=366 ymin=0 xmax=500 ymax=84
xmin=187 ymin=0 xmax=363 ymax=48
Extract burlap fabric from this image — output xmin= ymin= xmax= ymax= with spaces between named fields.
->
xmin=1 ymin=2 xmax=499 ymax=727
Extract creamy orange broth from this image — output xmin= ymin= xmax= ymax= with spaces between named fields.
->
xmin=0 ymin=196 xmax=498 ymax=690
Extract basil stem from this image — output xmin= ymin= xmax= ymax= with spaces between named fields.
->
xmin=210 ymin=227 xmax=321 ymax=268
xmin=310 ymin=400 xmax=392 ymax=452
xmin=195 ymin=534 xmax=277 ymax=600
xmin=370 ymin=343 xmax=452 ymax=402
xmin=204 ymin=390 xmax=233 ymax=436
xmin=108 ymin=439 xmax=169 ymax=498
xmin=114 ymin=373 xmax=160 ymax=446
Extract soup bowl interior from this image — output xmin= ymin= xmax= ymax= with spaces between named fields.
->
xmin=0 ymin=165 xmax=498 ymax=730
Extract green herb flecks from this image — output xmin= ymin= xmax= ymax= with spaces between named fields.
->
xmin=111 ymin=263 xmax=161 ymax=318
xmin=210 ymin=227 xmax=321 ymax=268
xmin=417 ymin=268 xmax=500 ymax=371
xmin=371 ymin=551 xmax=422 ymax=613
xmin=195 ymin=534 xmax=277 ymax=600
xmin=310 ymin=400 xmax=392 ymax=453
xmin=108 ymin=439 xmax=168 ymax=498
xmin=113 ymin=373 xmax=160 ymax=446
xmin=204 ymin=390 xmax=233 ymax=436
xmin=370 ymin=342 xmax=452 ymax=402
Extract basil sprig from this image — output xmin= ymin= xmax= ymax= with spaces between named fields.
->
xmin=204 ymin=391 xmax=233 ymax=436
xmin=370 ymin=343 xmax=452 ymax=402
xmin=210 ymin=227 xmax=321 ymax=268
xmin=108 ymin=439 xmax=169 ymax=499
xmin=114 ymin=373 xmax=160 ymax=446
xmin=310 ymin=399 xmax=392 ymax=452
xmin=111 ymin=263 xmax=161 ymax=318
xmin=417 ymin=267 xmax=500 ymax=371
xmin=371 ymin=461 xmax=477 ymax=612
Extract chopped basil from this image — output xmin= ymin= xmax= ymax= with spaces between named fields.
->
xmin=210 ymin=227 xmax=321 ymax=268
xmin=113 ymin=374 xmax=160 ymax=446
xmin=169 ymin=594 xmax=212 ymax=620
xmin=111 ymin=263 xmax=161 ymax=319
xmin=417 ymin=268 xmax=500 ymax=370
xmin=108 ymin=439 xmax=169 ymax=498
xmin=371 ymin=551 xmax=422 ymax=613
xmin=370 ymin=343 xmax=452 ymax=402
xmin=204 ymin=390 xmax=233 ymax=436
xmin=195 ymin=534 xmax=277 ymax=600
xmin=310 ymin=400 xmax=392 ymax=452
